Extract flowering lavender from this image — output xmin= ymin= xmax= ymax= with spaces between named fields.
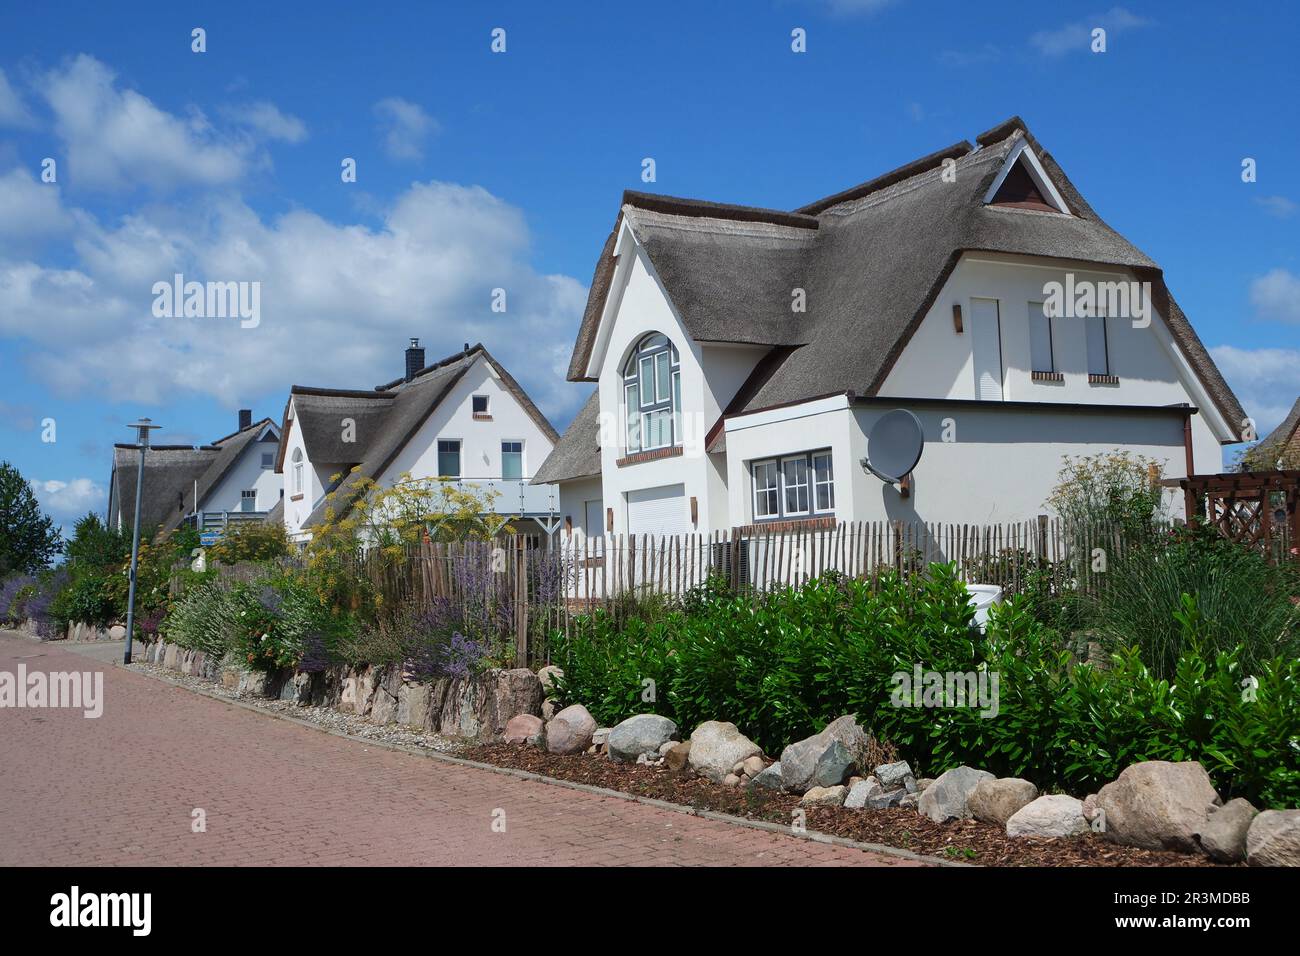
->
xmin=440 ymin=631 xmax=486 ymax=678
xmin=0 ymin=575 xmax=35 ymax=623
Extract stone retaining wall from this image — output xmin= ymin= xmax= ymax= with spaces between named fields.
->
xmin=142 ymin=640 xmax=543 ymax=743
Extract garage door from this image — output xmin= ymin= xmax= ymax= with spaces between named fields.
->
xmin=626 ymin=484 xmax=689 ymax=537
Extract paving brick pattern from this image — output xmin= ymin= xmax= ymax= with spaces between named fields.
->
xmin=0 ymin=634 xmax=924 ymax=867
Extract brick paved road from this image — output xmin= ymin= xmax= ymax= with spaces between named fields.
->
xmin=0 ymin=633 xmax=925 ymax=867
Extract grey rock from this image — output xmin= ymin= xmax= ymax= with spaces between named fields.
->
xmin=747 ymin=761 xmax=785 ymax=791
xmin=1246 ymin=809 xmax=1300 ymax=867
xmin=779 ymin=714 xmax=869 ymax=793
xmin=503 ymin=713 xmax=544 ymax=745
xmin=742 ymin=755 xmax=766 ymax=778
xmin=688 ymin=721 xmax=761 ymax=783
xmin=396 ymin=683 xmax=431 ymax=728
xmin=899 ymin=792 xmax=921 ymax=810
xmin=1198 ymin=798 xmax=1258 ymax=863
xmin=608 ymin=714 xmax=678 ymax=761
xmin=1006 ymin=795 xmax=1088 ymax=839
xmin=969 ymin=777 xmax=1039 ymax=827
xmin=658 ymin=740 xmax=677 ymax=756
xmin=536 ymin=665 xmax=563 ymax=696
xmin=1096 ymin=761 xmax=1221 ymax=853
xmin=843 ymin=778 xmax=882 ymax=809
xmin=918 ymin=766 xmax=995 ymax=822
xmin=874 ymin=761 xmax=914 ymax=790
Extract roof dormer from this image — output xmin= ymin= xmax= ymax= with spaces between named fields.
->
xmin=983 ymin=138 xmax=1071 ymax=215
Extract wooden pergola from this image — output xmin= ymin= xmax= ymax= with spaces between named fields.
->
xmin=1161 ymin=470 xmax=1300 ymax=559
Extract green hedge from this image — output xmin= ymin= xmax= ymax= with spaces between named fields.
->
xmin=550 ymin=565 xmax=1300 ymax=808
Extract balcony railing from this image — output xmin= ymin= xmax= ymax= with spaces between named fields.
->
xmin=445 ymin=478 xmax=559 ymax=516
xmin=184 ymin=510 xmax=269 ymax=531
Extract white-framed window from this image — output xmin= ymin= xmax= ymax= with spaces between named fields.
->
xmin=472 ymin=394 xmax=489 ymax=415
xmin=812 ymin=451 xmax=835 ymax=512
xmin=753 ymin=460 xmax=780 ymax=519
xmin=240 ymin=489 xmax=257 ymax=512
xmin=1086 ymin=313 xmax=1110 ymax=376
xmin=781 ymin=455 xmax=810 ymax=516
xmin=501 ymin=440 xmax=523 ymax=480
xmin=292 ymin=448 xmax=304 ymax=494
xmin=752 ymin=449 xmax=834 ymax=521
xmin=623 ymin=332 xmax=680 ymax=453
xmin=437 ymin=439 xmax=461 ymax=478
xmin=1028 ymin=301 xmax=1055 ymax=373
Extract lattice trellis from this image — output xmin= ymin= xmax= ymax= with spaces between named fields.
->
xmin=1165 ymin=470 xmax=1300 ymax=561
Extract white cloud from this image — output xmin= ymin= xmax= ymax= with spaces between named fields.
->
xmin=0 ymin=171 xmax=588 ymax=423
xmin=1030 ymin=7 xmax=1149 ymax=57
xmin=31 ymin=477 xmax=105 ymax=522
xmin=0 ymin=168 xmax=76 ymax=240
xmin=1210 ymin=344 xmax=1300 ymax=437
xmin=222 ymin=101 xmax=308 ymax=143
xmin=1254 ymin=195 xmax=1297 ymax=219
xmin=40 ymin=54 xmax=253 ymax=191
xmin=1249 ymin=268 xmax=1300 ymax=324
xmin=938 ymin=44 xmax=1001 ymax=67
xmin=0 ymin=67 xmax=34 ymax=127
xmin=373 ymin=97 xmax=438 ymax=161
xmin=821 ymin=0 xmax=897 ymax=15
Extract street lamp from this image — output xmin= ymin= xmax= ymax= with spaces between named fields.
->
xmin=123 ymin=418 xmax=161 ymax=665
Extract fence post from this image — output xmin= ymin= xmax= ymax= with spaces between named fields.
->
xmin=1036 ymin=514 xmax=1048 ymax=569
xmin=514 ymin=536 xmax=528 ymax=668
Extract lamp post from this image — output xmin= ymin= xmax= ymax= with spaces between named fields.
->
xmin=123 ymin=418 xmax=161 ymax=665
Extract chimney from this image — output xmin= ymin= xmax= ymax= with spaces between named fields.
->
xmin=405 ymin=337 xmax=424 ymax=381
xmin=238 ymin=409 xmax=252 ymax=430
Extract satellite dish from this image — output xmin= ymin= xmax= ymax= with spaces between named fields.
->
xmin=862 ymin=409 xmax=924 ymax=484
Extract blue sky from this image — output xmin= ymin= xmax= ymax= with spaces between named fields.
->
xmin=1 ymin=0 xmax=1297 ymax=529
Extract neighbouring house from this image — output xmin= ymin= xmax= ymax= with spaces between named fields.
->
xmin=535 ymin=116 xmax=1246 ymax=544
xmin=274 ymin=340 xmax=561 ymax=544
xmin=107 ymin=410 xmax=282 ymax=536
xmin=1242 ymin=398 xmax=1300 ymax=471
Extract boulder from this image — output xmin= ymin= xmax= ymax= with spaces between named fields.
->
xmin=741 ymin=755 xmax=765 ymax=778
xmin=874 ymin=761 xmax=914 ymax=791
xmin=723 ymin=773 xmax=742 ymax=787
xmin=108 ymin=624 xmax=126 ymax=640
xmin=370 ymin=688 xmax=398 ymax=725
xmin=236 ymin=670 xmax=269 ymax=697
xmin=503 ymin=713 xmax=544 ymax=745
xmin=1006 ymin=795 xmax=1088 ymax=839
xmin=899 ymin=792 xmax=921 ymax=810
xmin=396 ymin=683 xmax=431 ymax=729
xmin=1095 ymin=761 xmax=1221 ymax=853
xmin=918 ymin=766 xmax=994 ymax=823
xmin=969 ymin=778 xmax=1039 ymax=827
xmin=748 ymin=761 xmax=785 ymax=791
xmin=537 ymin=665 xmax=563 ymax=696
xmin=1246 ymin=809 xmax=1300 ymax=867
xmin=688 ymin=721 xmax=761 ymax=783
xmin=658 ymin=740 xmax=677 ymax=756
xmin=545 ymin=704 xmax=597 ymax=755
xmin=779 ymin=714 xmax=869 ymax=793
xmin=1197 ymin=798 xmax=1258 ymax=864
xmin=801 ymin=785 xmax=847 ymax=807
xmin=665 ymin=741 xmax=692 ymax=771
xmin=916 ymin=778 xmax=936 ymax=792
xmin=424 ymin=667 xmax=543 ymax=741
xmin=843 ymin=778 xmax=881 ymax=810
xmin=1082 ymin=793 xmax=1102 ymax=823
xmin=608 ymin=714 xmax=677 ymax=761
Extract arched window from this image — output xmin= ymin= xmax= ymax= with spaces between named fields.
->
xmin=292 ymin=448 xmax=304 ymax=495
xmin=623 ymin=332 xmax=680 ymax=453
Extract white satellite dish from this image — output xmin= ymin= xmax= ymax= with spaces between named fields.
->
xmin=862 ymin=409 xmax=924 ymax=484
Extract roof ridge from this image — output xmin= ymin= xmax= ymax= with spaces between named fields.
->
xmin=795 ymin=140 xmax=975 ymax=215
xmin=622 ymin=190 xmax=819 ymax=230
xmin=373 ymin=343 xmax=483 ymax=391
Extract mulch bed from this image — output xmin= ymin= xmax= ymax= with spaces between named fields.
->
xmin=460 ymin=743 xmax=1226 ymax=867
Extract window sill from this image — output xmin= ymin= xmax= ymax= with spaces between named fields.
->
xmin=290 ymin=493 xmax=304 ymax=502
xmin=1031 ymin=371 xmax=1063 ymax=382
xmin=1088 ymin=374 xmax=1120 ymax=385
xmin=735 ymin=515 xmax=836 ymax=534
xmin=472 ymin=413 xmax=493 ymax=421
xmin=616 ymin=445 xmax=684 ymax=468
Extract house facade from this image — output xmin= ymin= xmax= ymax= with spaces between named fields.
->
xmin=107 ymin=410 xmax=281 ymax=536
xmin=275 ymin=340 xmax=560 ymax=543
xmin=535 ymin=117 xmax=1246 ymax=544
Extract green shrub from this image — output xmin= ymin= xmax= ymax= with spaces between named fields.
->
xmin=49 ymin=571 xmax=118 ymax=629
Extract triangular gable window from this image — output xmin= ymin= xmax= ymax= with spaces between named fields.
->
xmin=990 ymin=160 xmax=1055 ymax=211
xmin=982 ymin=140 xmax=1071 ymax=215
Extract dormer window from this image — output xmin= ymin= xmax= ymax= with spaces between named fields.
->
xmin=622 ymin=332 xmax=681 ymax=454
xmin=982 ymin=140 xmax=1071 ymax=215
xmin=472 ymin=395 xmax=490 ymax=419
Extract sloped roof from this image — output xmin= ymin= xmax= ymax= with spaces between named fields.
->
xmin=1250 ymin=398 xmax=1300 ymax=467
xmin=282 ymin=344 xmax=559 ymax=529
xmin=111 ymin=445 xmax=217 ymax=534
xmin=161 ymin=418 xmax=278 ymax=533
xmin=532 ymin=390 xmax=600 ymax=483
xmin=560 ymin=116 xmax=1246 ymax=447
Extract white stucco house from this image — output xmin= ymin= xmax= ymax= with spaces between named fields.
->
xmin=273 ymin=340 xmax=560 ymax=544
xmin=534 ymin=116 xmax=1246 ymax=545
xmin=107 ymin=410 xmax=282 ymax=535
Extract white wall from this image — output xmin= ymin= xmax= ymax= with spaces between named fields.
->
xmin=879 ymin=253 xmax=1229 ymax=470
xmin=203 ymin=429 xmax=281 ymax=513
xmin=280 ymin=399 xmax=333 ymax=541
xmin=384 ymin=355 xmax=555 ymax=493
